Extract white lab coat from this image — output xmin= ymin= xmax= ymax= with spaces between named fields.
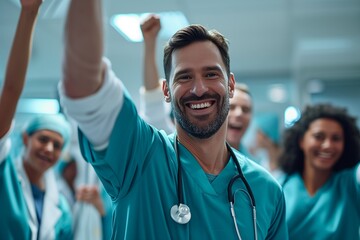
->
xmin=72 ymin=155 xmax=103 ymax=240
xmin=17 ymin=159 xmax=63 ymax=240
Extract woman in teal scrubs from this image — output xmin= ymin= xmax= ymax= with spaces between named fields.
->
xmin=0 ymin=0 xmax=73 ymax=239
xmin=279 ymin=103 xmax=360 ymax=239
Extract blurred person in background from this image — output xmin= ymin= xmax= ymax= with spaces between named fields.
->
xmin=250 ymin=113 xmax=283 ymax=179
xmin=56 ymin=118 xmax=113 ymax=240
xmin=226 ymin=83 xmax=253 ymax=156
xmin=279 ymin=103 xmax=360 ymax=239
xmin=0 ymin=0 xmax=73 ymax=239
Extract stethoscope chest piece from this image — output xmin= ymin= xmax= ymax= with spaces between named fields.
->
xmin=170 ymin=203 xmax=191 ymax=224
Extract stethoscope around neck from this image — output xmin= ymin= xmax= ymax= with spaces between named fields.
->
xmin=170 ymin=138 xmax=258 ymax=240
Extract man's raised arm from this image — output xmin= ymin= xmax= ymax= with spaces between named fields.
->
xmin=62 ymin=0 xmax=105 ymax=98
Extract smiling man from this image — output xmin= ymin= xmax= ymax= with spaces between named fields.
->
xmin=139 ymin=15 xmax=253 ymax=158
xmin=59 ymin=0 xmax=288 ymax=239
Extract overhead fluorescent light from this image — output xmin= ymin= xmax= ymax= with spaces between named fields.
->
xmin=267 ymin=84 xmax=287 ymax=103
xmin=284 ymin=106 xmax=301 ymax=128
xmin=111 ymin=11 xmax=189 ymax=42
xmin=17 ymin=98 xmax=60 ymax=114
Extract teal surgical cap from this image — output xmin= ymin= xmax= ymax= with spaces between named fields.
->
xmin=23 ymin=114 xmax=71 ymax=148
xmin=256 ymin=113 xmax=280 ymax=145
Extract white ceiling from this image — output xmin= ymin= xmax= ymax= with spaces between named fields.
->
xmin=1 ymin=0 xmax=360 ymax=108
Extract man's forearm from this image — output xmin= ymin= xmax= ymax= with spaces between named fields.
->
xmin=63 ymin=0 xmax=104 ymax=98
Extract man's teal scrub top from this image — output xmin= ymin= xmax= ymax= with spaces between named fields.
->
xmin=283 ymin=166 xmax=360 ymax=240
xmin=79 ymin=90 xmax=288 ymax=240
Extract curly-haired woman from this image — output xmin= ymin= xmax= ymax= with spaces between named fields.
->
xmin=279 ymin=103 xmax=360 ymax=239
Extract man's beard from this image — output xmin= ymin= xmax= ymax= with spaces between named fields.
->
xmin=172 ymin=92 xmax=229 ymax=139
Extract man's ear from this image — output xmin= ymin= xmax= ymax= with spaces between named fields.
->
xmin=162 ymin=80 xmax=171 ymax=102
xmin=229 ymin=73 xmax=235 ymax=98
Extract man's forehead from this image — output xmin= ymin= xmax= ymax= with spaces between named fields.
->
xmin=170 ymin=43 xmax=226 ymax=72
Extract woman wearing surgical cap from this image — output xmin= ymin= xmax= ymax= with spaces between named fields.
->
xmin=0 ymin=0 xmax=73 ymax=239
xmin=1 ymin=116 xmax=73 ymax=240
xmin=19 ymin=115 xmax=73 ymax=240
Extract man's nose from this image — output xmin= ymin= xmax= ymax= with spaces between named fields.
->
xmin=190 ymin=78 xmax=208 ymax=97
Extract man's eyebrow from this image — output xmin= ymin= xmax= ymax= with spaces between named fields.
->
xmin=202 ymin=66 xmax=222 ymax=72
xmin=173 ymin=65 xmax=223 ymax=79
xmin=173 ymin=68 xmax=192 ymax=78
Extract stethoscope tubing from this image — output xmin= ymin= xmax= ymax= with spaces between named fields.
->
xmin=174 ymin=136 xmax=184 ymax=205
xmin=173 ymin=138 xmax=258 ymax=240
xmin=227 ymin=143 xmax=256 ymax=207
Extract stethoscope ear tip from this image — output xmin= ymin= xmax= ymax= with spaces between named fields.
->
xmin=170 ymin=203 xmax=191 ymax=224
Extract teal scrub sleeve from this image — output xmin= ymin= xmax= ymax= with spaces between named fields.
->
xmin=77 ymin=89 xmax=168 ymax=201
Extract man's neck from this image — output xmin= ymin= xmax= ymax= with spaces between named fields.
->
xmin=176 ymin=124 xmax=229 ymax=175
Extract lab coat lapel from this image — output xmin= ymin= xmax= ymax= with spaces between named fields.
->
xmin=39 ymin=170 xmax=61 ymax=240
xmin=16 ymin=159 xmax=38 ymax=240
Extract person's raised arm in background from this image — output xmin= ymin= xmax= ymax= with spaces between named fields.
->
xmin=139 ymin=14 xmax=175 ymax=133
xmin=0 ymin=0 xmax=42 ymax=137
xmin=141 ymin=14 xmax=161 ymax=92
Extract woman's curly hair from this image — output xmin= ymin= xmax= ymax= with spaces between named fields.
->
xmin=278 ymin=103 xmax=360 ymax=175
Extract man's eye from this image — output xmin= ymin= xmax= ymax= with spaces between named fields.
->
xmin=205 ymin=72 xmax=218 ymax=78
xmin=175 ymin=75 xmax=192 ymax=83
xmin=179 ymin=75 xmax=191 ymax=80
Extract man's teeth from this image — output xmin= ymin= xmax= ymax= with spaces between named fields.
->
xmin=190 ymin=102 xmax=211 ymax=109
